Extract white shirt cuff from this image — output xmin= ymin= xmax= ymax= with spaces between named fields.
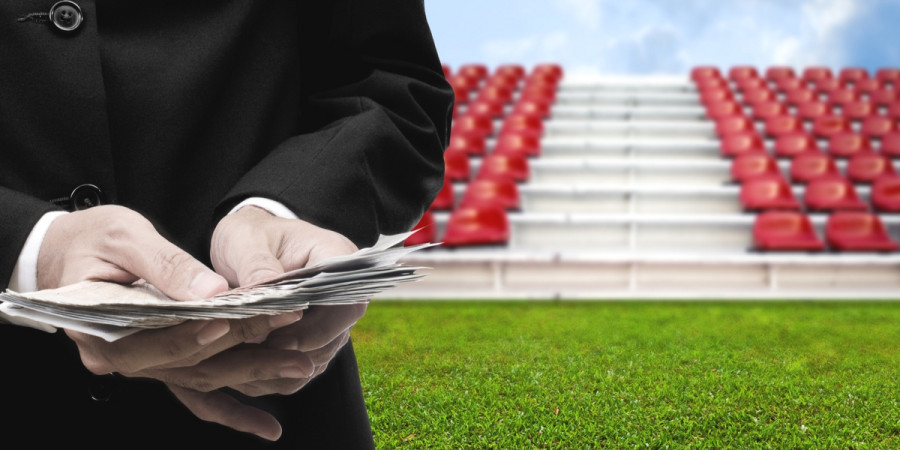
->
xmin=8 ymin=211 xmax=69 ymax=293
xmin=228 ymin=197 xmax=299 ymax=220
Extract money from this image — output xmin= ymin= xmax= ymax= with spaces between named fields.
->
xmin=0 ymin=232 xmax=435 ymax=341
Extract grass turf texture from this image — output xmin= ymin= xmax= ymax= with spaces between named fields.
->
xmin=351 ymin=300 xmax=900 ymax=448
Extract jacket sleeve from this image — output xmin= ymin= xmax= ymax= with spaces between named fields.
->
xmin=215 ymin=0 xmax=454 ymax=248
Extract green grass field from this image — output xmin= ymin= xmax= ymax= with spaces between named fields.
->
xmin=351 ymin=300 xmax=900 ymax=449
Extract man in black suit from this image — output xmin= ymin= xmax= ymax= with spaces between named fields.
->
xmin=0 ymin=1 xmax=452 ymax=448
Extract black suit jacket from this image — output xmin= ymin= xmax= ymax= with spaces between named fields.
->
xmin=0 ymin=1 xmax=452 ymax=448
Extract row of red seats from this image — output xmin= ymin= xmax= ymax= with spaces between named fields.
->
xmin=733 ymin=151 xmax=896 ymax=185
xmin=721 ymin=129 xmax=900 ymax=159
xmin=406 ymin=64 xmax=564 ymax=248
xmin=691 ymin=65 xmax=900 ymax=84
xmin=739 ymin=172 xmax=900 ymax=212
xmin=754 ymin=210 xmax=899 ymax=252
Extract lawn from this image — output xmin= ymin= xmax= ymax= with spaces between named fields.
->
xmin=351 ymin=300 xmax=900 ymax=449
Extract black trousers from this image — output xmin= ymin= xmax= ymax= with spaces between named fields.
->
xmin=0 ymin=325 xmax=375 ymax=449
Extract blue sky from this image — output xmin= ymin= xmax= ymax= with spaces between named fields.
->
xmin=425 ymin=0 xmax=900 ymax=77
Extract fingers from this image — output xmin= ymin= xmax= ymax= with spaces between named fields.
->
xmin=210 ymin=207 xmax=359 ymax=288
xmin=66 ymin=312 xmax=302 ymax=374
xmin=101 ymin=216 xmax=228 ymax=300
xmin=168 ymin=385 xmax=282 ymax=441
xmin=229 ymin=331 xmax=350 ymax=397
xmin=38 ymin=205 xmax=228 ymax=300
xmin=265 ymin=304 xmax=367 ymax=352
xmin=144 ymin=346 xmax=314 ymax=393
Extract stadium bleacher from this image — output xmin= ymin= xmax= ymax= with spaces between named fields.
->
xmin=390 ymin=63 xmax=900 ymax=300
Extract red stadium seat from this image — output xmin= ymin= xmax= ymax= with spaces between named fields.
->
xmin=740 ymin=174 xmax=802 ymax=211
xmin=441 ymin=205 xmax=510 ymax=247
xmin=494 ymin=64 xmax=526 ymax=80
xmin=444 ymin=151 xmax=471 ymax=182
xmin=802 ymin=66 xmax=834 ymax=83
xmin=826 ymin=212 xmax=899 ymax=252
xmin=839 ymin=67 xmax=869 ymax=84
xmin=751 ymin=100 xmax=789 ymax=121
xmin=531 ymin=63 xmax=564 ymax=82
xmin=880 ymin=131 xmax=900 ymax=158
xmin=774 ymin=132 xmax=820 ymax=158
xmin=446 ymin=130 xmax=487 ymax=156
xmin=827 ymin=132 xmax=873 ymax=158
xmin=442 ymin=64 xmax=451 ymax=78
xmin=465 ymin=98 xmax=506 ymax=119
xmin=803 ymin=175 xmax=868 ymax=212
xmin=691 ymin=66 xmax=723 ymax=82
xmin=783 ymin=87 xmax=817 ymax=106
xmin=484 ymin=73 xmax=521 ymax=92
xmin=735 ymin=77 xmax=768 ymax=92
xmin=871 ymin=175 xmax=900 ymax=212
xmin=448 ymin=75 xmax=477 ymax=104
xmin=766 ymin=66 xmax=797 ymax=81
xmin=699 ymin=87 xmax=735 ymax=105
xmin=741 ymin=87 xmax=777 ymax=105
xmin=476 ymin=84 xmax=515 ymax=105
xmin=457 ymin=64 xmax=489 ymax=84
xmin=405 ymin=210 xmax=437 ymax=246
xmin=846 ymin=152 xmax=897 ymax=184
xmin=476 ymin=154 xmax=530 ymax=183
xmin=429 ymin=177 xmax=456 ymax=211
xmin=500 ymin=113 xmax=543 ymax=138
xmin=704 ymin=99 xmax=744 ymax=120
xmin=775 ymin=77 xmax=806 ymax=93
xmin=753 ymin=211 xmax=825 ymax=251
xmin=869 ymin=88 xmax=898 ymax=106
xmin=493 ymin=131 xmax=541 ymax=158
xmin=695 ymin=77 xmax=729 ymax=91
xmin=840 ymin=100 xmax=875 ymax=121
xmin=813 ymin=77 xmax=844 ymax=95
xmin=731 ymin=153 xmax=782 ymax=182
xmin=826 ymin=87 xmax=861 ymax=107
xmin=795 ymin=100 xmax=833 ymax=121
xmin=790 ymin=152 xmax=841 ymax=184
xmin=812 ymin=114 xmax=853 ymax=139
xmin=860 ymin=116 xmax=899 ymax=139
xmin=716 ymin=115 xmax=757 ymax=137
xmin=854 ymin=78 xmax=883 ymax=95
xmin=729 ymin=65 xmax=760 ymax=81
xmin=519 ymin=82 xmax=557 ymax=104
xmin=720 ymin=131 xmax=766 ymax=157
xmin=452 ymin=111 xmax=495 ymax=139
xmin=876 ymin=68 xmax=900 ymax=84
xmin=460 ymin=178 xmax=520 ymax=210
xmin=513 ymin=99 xmax=552 ymax=119
xmin=764 ymin=114 xmax=805 ymax=138
xmin=890 ymin=102 xmax=900 ymax=120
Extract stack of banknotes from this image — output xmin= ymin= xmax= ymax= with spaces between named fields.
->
xmin=0 ymin=232 xmax=434 ymax=341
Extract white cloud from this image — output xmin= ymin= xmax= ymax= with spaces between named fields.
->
xmin=554 ymin=0 xmax=602 ymax=30
xmin=481 ymin=31 xmax=571 ymax=65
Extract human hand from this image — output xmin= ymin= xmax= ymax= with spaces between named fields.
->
xmin=37 ymin=204 xmax=228 ymax=299
xmin=38 ymin=205 xmax=311 ymax=440
xmin=202 ymin=206 xmax=367 ymax=431
xmin=65 ymin=310 xmax=310 ymax=441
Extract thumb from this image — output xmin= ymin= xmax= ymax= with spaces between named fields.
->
xmin=113 ymin=235 xmax=228 ymax=301
xmin=234 ymin=249 xmax=285 ymax=287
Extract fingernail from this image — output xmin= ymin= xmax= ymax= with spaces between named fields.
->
xmin=279 ymin=365 xmax=311 ymax=379
xmin=196 ymin=320 xmax=230 ymax=345
xmin=268 ymin=312 xmax=302 ymax=329
xmin=190 ymin=272 xmax=227 ymax=299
